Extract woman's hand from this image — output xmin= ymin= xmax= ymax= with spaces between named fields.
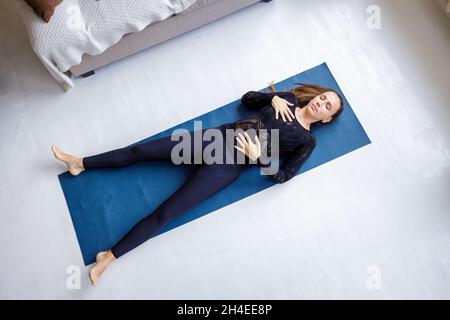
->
xmin=234 ymin=132 xmax=262 ymax=162
xmin=271 ymin=95 xmax=295 ymax=122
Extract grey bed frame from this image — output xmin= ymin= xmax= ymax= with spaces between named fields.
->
xmin=69 ymin=0 xmax=273 ymax=78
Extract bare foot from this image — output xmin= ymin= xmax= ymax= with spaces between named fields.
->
xmin=89 ymin=250 xmax=116 ymax=287
xmin=51 ymin=145 xmax=85 ymax=176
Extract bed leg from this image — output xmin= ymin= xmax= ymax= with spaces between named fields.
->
xmin=80 ymin=70 xmax=95 ymax=78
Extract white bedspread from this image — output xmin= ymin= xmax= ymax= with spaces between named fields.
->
xmin=14 ymin=0 xmax=197 ymax=90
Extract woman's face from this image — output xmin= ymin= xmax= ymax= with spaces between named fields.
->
xmin=305 ymin=91 xmax=341 ymax=123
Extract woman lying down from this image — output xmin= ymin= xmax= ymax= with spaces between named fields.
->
xmin=52 ymin=83 xmax=344 ymax=286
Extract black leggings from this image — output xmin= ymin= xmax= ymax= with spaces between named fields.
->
xmin=82 ymin=124 xmax=244 ymax=259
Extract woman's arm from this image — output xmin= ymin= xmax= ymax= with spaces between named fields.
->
xmin=241 ymin=90 xmax=293 ymax=110
xmin=269 ymin=136 xmax=317 ymax=184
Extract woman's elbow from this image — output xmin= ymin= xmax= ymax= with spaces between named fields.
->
xmin=240 ymin=91 xmax=255 ymax=106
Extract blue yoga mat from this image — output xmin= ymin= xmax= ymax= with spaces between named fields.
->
xmin=58 ymin=63 xmax=371 ymax=265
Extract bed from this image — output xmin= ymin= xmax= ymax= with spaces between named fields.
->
xmin=14 ymin=0 xmax=272 ymax=91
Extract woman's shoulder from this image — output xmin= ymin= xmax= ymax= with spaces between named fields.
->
xmin=294 ymin=126 xmax=316 ymax=149
xmin=304 ymin=131 xmax=317 ymax=148
xmin=309 ymin=133 xmax=317 ymax=146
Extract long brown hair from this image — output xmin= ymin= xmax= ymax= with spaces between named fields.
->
xmin=266 ymin=81 xmax=344 ymax=126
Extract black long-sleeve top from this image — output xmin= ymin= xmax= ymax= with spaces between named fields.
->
xmin=238 ymin=90 xmax=316 ymax=184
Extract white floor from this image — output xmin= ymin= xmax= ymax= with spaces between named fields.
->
xmin=1 ymin=0 xmax=449 ymax=299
